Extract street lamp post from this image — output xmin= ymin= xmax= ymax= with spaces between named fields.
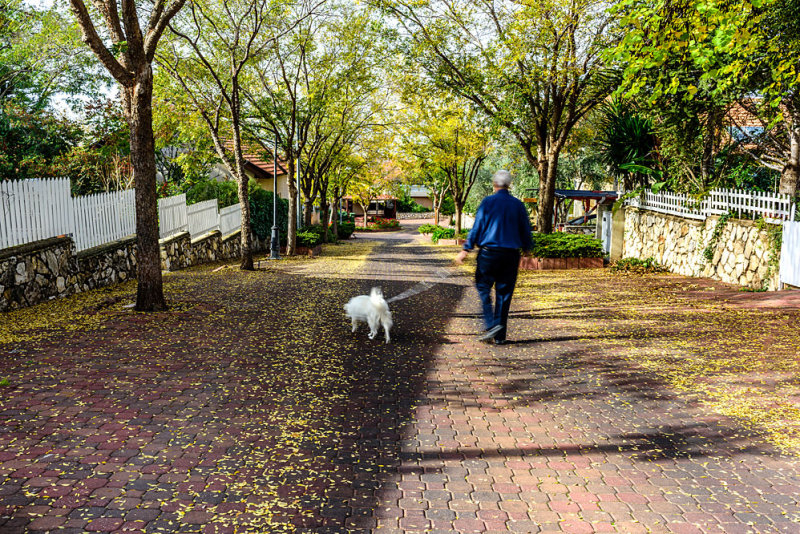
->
xmin=270 ymin=136 xmax=280 ymax=260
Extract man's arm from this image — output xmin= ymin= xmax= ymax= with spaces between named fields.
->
xmin=456 ymin=203 xmax=484 ymax=264
xmin=519 ymin=202 xmax=534 ymax=252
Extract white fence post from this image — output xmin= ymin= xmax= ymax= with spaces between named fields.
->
xmin=219 ymin=203 xmax=242 ymax=236
xmin=157 ymin=193 xmax=188 ymax=239
xmin=187 ymin=198 xmax=220 ymax=238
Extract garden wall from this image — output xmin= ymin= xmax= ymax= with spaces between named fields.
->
xmin=1 ymin=230 xmax=265 ymax=312
xmin=396 ymin=212 xmax=435 ymax=220
xmin=622 ymin=207 xmax=780 ymax=290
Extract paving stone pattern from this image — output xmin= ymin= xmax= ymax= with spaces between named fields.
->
xmin=0 ymin=223 xmax=799 ymax=533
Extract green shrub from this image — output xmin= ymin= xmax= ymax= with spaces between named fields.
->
xmin=250 ymin=188 xmax=289 ymax=241
xmin=418 ymin=224 xmax=440 ymax=234
xmin=610 ymin=257 xmax=667 ymax=274
xmin=337 ymin=221 xmax=355 ymax=239
xmin=299 ymin=224 xmax=335 ymax=245
xmin=184 ymin=177 xmax=240 ymax=208
xmin=297 ymin=230 xmax=322 ymax=248
xmin=528 ymin=233 xmax=604 ymax=258
xmin=431 ymin=226 xmax=455 ymax=243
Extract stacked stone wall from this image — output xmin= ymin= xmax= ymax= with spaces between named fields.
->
xmin=622 ymin=207 xmax=779 ymax=290
xmin=76 ymin=237 xmax=138 ymax=291
xmin=396 ymin=212 xmax=434 ymax=220
xmin=3 ymin=228 xmax=277 ymax=312
xmin=0 ymin=237 xmax=79 ymax=311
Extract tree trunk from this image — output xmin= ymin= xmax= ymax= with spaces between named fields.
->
xmin=331 ymin=190 xmax=340 ymax=239
xmin=320 ymin=198 xmax=329 ymax=243
xmin=454 ymin=204 xmax=462 ymax=235
xmin=236 ymin=174 xmax=254 ymax=270
xmin=231 ymin=109 xmax=253 ymax=270
xmin=126 ymin=68 xmax=167 ymax=312
xmin=781 ymin=116 xmax=800 ymax=197
xmin=536 ymin=154 xmax=558 ymax=233
xmin=303 ymin=199 xmax=313 ymax=227
xmin=286 ymin=157 xmax=297 ymax=255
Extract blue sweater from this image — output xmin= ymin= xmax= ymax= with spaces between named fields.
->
xmin=463 ymin=189 xmax=533 ymax=251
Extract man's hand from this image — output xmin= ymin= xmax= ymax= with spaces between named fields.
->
xmin=454 ymin=250 xmax=468 ymax=265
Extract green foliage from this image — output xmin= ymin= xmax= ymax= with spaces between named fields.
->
xmin=440 ymin=194 xmax=455 ymax=216
xmin=183 ymin=177 xmax=240 ymax=208
xmin=396 ymin=192 xmax=429 ymax=213
xmin=250 ymin=188 xmax=289 ymax=241
xmin=296 ymin=230 xmax=322 ymax=248
xmin=528 ymin=233 xmax=604 ymax=258
xmin=703 ymin=212 xmax=732 ymax=263
xmin=337 ymin=222 xmax=356 ymax=239
xmin=0 ymin=378 xmax=9 ymax=387
xmin=0 ymin=103 xmax=80 ymax=181
xmin=594 ymin=99 xmax=657 ymax=190
xmin=418 ymin=224 xmax=440 ymax=234
xmin=610 ymin=257 xmax=667 ymax=274
xmin=299 ymin=224 xmax=336 ymax=247
xmin=430 ymin=226 xmax=469 ymax=243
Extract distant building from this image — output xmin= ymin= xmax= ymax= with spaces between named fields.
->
xmin=408 ymin=186 xmax=433 ymax=210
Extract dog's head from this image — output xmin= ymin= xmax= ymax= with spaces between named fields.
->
xmin=370 ymin=287 xmax=383 ymax=298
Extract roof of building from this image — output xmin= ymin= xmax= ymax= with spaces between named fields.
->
xmin=524 ymin=189 xmax=619 ymax=203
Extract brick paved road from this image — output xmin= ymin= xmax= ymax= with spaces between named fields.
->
xmin=1 ymin=222 xmax=800 ymax=533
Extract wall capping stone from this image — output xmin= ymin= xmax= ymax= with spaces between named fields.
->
xmin=77 ymin=235 xmax=137 ymax=260
xmin=0 ymin=235 xmax=72 ymax=261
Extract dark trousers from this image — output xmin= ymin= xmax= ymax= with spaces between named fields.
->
xmin=475 ymin=248 xmax=520 ymax=342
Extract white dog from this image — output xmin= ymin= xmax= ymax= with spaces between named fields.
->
xmin=344 ymin=287 xmax=393 ymax=344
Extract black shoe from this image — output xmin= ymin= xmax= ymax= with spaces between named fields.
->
xmin=493 ymin=339 xmax=509 ymax=345
xmin=478 ymin=324 xmax=502 ymax=342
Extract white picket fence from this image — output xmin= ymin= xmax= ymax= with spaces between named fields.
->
xmin=219 ymin=203 xmax=242 ymax=236
xmin=1 ymin=178 xmax=244 ymax=253
xmin=72 ymin=189 xmax=136 ymax=251
xmin=1 ymin=178 xmax=136 ymax=252
xmin=158 ymin=196 xmax=241 ymax=240
xmin=627 ymin=188 xmax=796 ymax=224
xmin=157 ymin=194 xmax=188 ymax=239
xmin=187 ymin=198 xmax=219 ymax=237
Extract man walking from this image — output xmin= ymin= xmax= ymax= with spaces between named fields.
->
xmin=455 ymin=170 xmax=533 ymax=345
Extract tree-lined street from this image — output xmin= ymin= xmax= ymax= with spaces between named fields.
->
xmin=2 ymin=228 xmax=800 ymax=532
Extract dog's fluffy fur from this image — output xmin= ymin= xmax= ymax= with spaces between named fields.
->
xmin=344 ymin=287 xmax=393 ymax=344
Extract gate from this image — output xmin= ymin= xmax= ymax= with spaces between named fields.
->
xmin=780 ymin=221 xmax=800 ymax=288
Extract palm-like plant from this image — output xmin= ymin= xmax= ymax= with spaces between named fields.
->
xmin=595 ymin=99 xmax=658 ymax=191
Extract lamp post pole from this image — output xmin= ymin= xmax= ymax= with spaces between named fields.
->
xmin=270 ymin=136 xmax=280 ymax=259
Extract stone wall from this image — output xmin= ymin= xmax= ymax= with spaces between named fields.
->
xmin=2 ymin=228 xmax=268 ymax=312
xmin=622 ymin=207 xmax=779 ymax=290
xmin=76 ymin=237 xmax=137 ymax=291
xmin=0 ymin=237 xmax=79 ymax=312
xmin=397 ymin=212 xmax=434 ymax=220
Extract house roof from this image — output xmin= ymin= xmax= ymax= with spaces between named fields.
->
xmin=525 ymin=189 xmax=618 ymax=203
xmin=223 ymin=140 xmax=290 ymax=179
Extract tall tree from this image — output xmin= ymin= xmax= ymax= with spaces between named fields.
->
xmin=378 ymin=0 xmax=616 ymax=232
xmin=157 ymin=0 xmax=301 ymax=269
xmin=612 ymin=0 xmax=800 ymax=195
xmin=67 ymin=0 xmax=188 ymax=310
xmin=401 ymin=94 xmax=490 ymax=233
xmin=243 ymin=1 xmax=385 ymax=251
